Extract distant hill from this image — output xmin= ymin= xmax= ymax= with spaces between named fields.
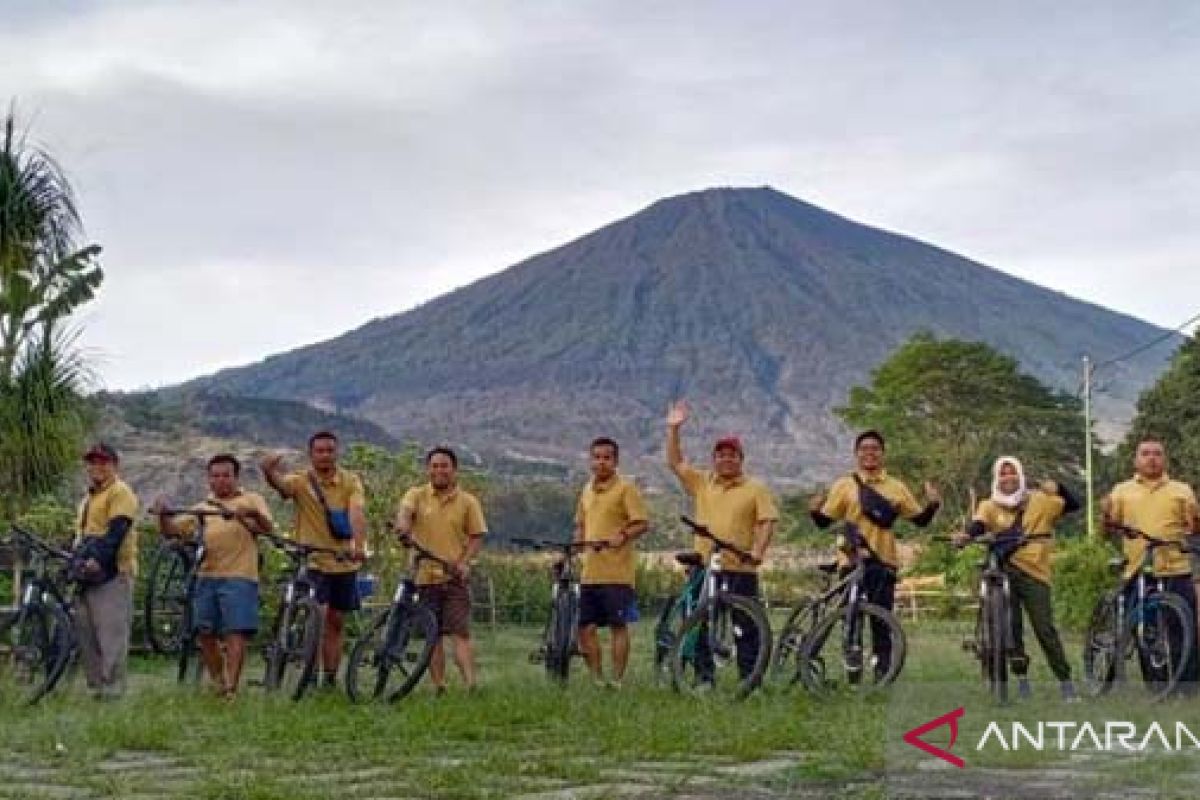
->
xmin=173 ymin=187 xmax=1176 ymax=485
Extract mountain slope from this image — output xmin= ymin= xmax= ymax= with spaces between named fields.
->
xmin=181 ymin=187 xmax=1174 ymax=483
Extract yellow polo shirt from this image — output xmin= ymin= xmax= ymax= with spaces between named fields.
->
xmin=400 ymin=483 xmax=487 ymax=586
xmin=1107 ymin=474 xmax=1198 ymax=580
xmin=675 ymin=466 xmax=778 ymax=574
xmin=76 ymin=478 xmax=140 ymax=576
xmin=973 ymin=489 xmax=1067 ymax=585
xmin=281 ymin=468 xmax=365 ymax=574
xmin=576 ymin=474 xmax=649 ymax=587
xmin=821 ymin=470 xmax=922 ymax=569
xmin=176 ymin=492 xmax=272 ymax=581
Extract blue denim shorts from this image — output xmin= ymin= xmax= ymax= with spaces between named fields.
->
xmin=193 ymin=577 xmax=259 ymax=636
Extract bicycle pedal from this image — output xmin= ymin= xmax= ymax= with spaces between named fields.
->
xmin=528 ymin=651 xmax=545 ymax=664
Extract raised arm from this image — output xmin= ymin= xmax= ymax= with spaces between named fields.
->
xmin=259 ymin=452 xmax=294 ymax=499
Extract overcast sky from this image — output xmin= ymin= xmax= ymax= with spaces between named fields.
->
xmin=3 ymin=1 xmax=1197 ymax=391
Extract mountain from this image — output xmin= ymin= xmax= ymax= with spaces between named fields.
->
xmin=177 ymin=187 xmax=1175 ymax=485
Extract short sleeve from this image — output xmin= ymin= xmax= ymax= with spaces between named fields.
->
xmin=466 ymin=495 xmax=487 ymax=537
xmin=754 ymin=483 xmax=779 ymax=523
xmin=346 ymin=473 xmax=366 ymax=507
xmin=251 ymin=492 xmax=274 ymax=522
xmin=109 ymin=485 xmax=139 ymax=520
xmin=400 ymin=487 xmax=421 ymax=514
xmin=895 ymin=483 xmax=922 ymax=517
xmin=675 ymin=464 xmax=705 ymax=497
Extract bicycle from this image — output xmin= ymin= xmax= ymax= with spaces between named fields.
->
xmin=1081 ymin=524 xmax=1196 ymax=702
xmin=144 ymin=532 xmax=196 ymax=656
xmin=514 ymin=537 xmax=612 ymax=683
xmin=154 ymin=507 xmax=238 ymax=685
xmin=259 ymin=532 xmax=349 ymax=701
xmin=344 ymin=533 xmax=446 ymax=703
xmin=952 ymin=531 xmax=1051 ymax=704
xmin=767 ymin=560 xmax=838 ymax=690
xmin=794 ymin=526 xmax=906 ymax=696
xmin=0 ymin=525 xmax=78 ymax=704
xmin=663 ymin=517 xmax=772 ymax=699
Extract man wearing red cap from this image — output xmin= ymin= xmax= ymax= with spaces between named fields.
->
xmin=665 ymin=400 xmax=778 ymax=683
xmin=74 ymin=442 xmax=140 ymax=699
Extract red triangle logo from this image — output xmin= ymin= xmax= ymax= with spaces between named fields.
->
xmin=902 ymin=707 xmax=966 ymax=768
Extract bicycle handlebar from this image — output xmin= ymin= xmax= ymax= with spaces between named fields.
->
xmin=395 ymin=533 xmax=457 ymax=571
xmin=6 ymin=525 xmax=73 ymax=561
xmin=152 ymin=507 xmax=235 ymax=520
xmin=678 ymin=516 xmax=757 ymax=564
xmin=261 ymin=532 xmax=352 ymax=562
xmin=510 ymin=536 xmax=615 ymax=554
xmin=1106 ymin=523 xmax=1194 ymax=553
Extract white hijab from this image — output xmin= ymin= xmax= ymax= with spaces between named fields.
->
xmin=991 ymin=456 xmax=1028 ymax=509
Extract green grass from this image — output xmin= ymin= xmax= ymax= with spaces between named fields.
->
xmin=1 ymin=620 xmax=1198 ymax=799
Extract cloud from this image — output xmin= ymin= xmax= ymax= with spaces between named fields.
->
xmin=2 ymin=0 xmax=1197 ymax=388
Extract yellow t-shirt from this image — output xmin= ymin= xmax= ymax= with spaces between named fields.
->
xmin=973 ymin=489 xmax=1067 ymax=585
xmin=400 ymin=484 xmax=487 ymax=586
xmin=820 ymin=471 xmax=922 ymax=569
xmin=176 ymin=492 xmax=272 ymax=581
xmin=281 ymin=468 xmax=365 ymax=574
xmin=1108 ymin=475 xmax=1198 ymax=580
xmin=576 ymin=475 xmax=649 ymax=586
xmin=77 ymin=478 xmax=140 ymax=576
xmin=675 ymin=466 xmax=778 ymax=573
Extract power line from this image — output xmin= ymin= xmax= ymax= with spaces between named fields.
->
xmin=1093 ymin=309 xmax=1200 ymax=372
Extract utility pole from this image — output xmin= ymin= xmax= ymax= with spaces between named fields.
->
xmin=1082 ymin=355 xmax=1095 ymax=538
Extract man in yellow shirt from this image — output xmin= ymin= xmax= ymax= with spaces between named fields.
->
xmin=1102 ymin=437 xmax=1200 ymax=693
xmin=261 ymin=431 xmax=367 ymax=687
xmin=809 ymin=430 xmax=940 ymax=681
xmin=73 ymin=442 xmax=139 ymax=700
xmin=574 ymin=437 xmax=649 ymax=689
xmin=154 ymin=454 xmax=273 ymax=698
xmin=666 ymin=400 xmax=778 ymax=684
xmin=395 ymin=447 xmax=487 ymax=692
xmin=953 ymin=457 xmax=1079 ymax=701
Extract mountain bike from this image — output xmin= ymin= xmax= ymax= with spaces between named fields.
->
xmin=795 ymin=526 xmax=906 ymax=696
xmin=144 ymin=533 xmax=196 ymax=655
xmin=154 ymin=507 xmax=238 ymax=685
xmin=953 ymin=531 xmax=1050 ymax=704
xmin=664 ymin=517 xmax=772 ymax=699
xmin=344 ymin=533 xmax=446 ymax=703
xmin=768 ymin=560 xmax=838 ymax=690
xmin=0 ymin=525 xmax=78 ymax=704
xmin=1081 ymin=524 xmax=1195 ymax=702
xmin=514 ymin=537 xmax=612 ymax=683
xmin=260 ymin=532 xmax=348 ymax=701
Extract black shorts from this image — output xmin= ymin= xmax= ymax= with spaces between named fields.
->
xmin=310 ymin=570 xmax=361 ymax=613
xmin=579 ymin=584 xmax=636 ymax=628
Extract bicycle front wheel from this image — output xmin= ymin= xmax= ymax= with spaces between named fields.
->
xmin=669 ymin=592 xmax=771 ymax=700
xmin=1081 ymin=590 xmax=1120 ymax=698
xmin=985 ymin=591 xmax=1009 ymax=704
xmin=1130 ymin=591 xmax=1194 ymax=702
xmin=145 ymin=545 xmax=192 ymax=655
xmin=799 ymin=602 xmax=905 ymax=696
xmin=769 ymin=595 xmax=821 ymax=691
xmin=0 ymin=601 xmax=70 ymax=705
xmin=544 ymin=589 xmax=576 ymax=684
xmin=346 ymin=605 xmax=438 ymax=703
xmin=264 ymin=598 xmax=323 ymax=701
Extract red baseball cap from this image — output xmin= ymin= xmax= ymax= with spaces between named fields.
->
xmin=712 ymin=436 xmax=744 ymax=455
xmin=83 ymin=442 xmax=119 ymax=463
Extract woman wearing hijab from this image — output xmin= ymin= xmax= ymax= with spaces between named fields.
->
xmin=954 ymin=457 xmax=1080 ymax=701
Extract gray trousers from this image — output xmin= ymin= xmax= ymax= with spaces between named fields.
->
xmin=75 ymin=574 xmax=133 ymax=696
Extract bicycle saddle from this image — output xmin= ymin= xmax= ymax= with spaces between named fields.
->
xmin=817 ymin=562 xmax=838 ymax=575
xmin=675 ymin=551 xmax=703 ymax=567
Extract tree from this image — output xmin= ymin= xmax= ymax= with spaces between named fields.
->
xmin=1113 ymin=335 xmax=1200 ymax=487
xmin=0 ymin=106 xmax=102 ymax=517
xmin=836 ymin=332 xmax=1086 ymax=524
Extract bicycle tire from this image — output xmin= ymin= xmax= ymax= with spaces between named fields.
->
xmin=144 ymin=545 xmax=192 ymax=655
xmin=769 ymin=595 xmax=821 ymax=690
xmin=0 ymin=601 xmax=69 ymax=705
xmin=986 ymin=587 xmax=1009 ymax=704
xmin=545 ymin=589 xmax=575 ymax=683
xmin=1130 ymin=590 xmax=1194 ymax=702
xmin=669 ymin=591 xmax=772 ymax=700
xmin=652 ymin=595 xmax=688 ymax=684
xmin=345 ymin=605 xmax=438 ymax=703
xmin=799 ymin=602 xmax=905 ymax=696
xmin=264 ymin=598 xmax=323 ymax=700
xmin=1081 ymin=589 xmax=1121 ymax=697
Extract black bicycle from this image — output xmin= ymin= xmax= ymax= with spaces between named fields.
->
xmin=344 ymin=533 xmax=445 ymax=703
xmin=954 ymin=531 xmax=1050 ymax=704
xmin=768 ymin=560 xmax=838 ymax=690
xmin=1082 ymin=524 xmax=1196 ymax=702
xmin=144 ymin=533 xmax=197 ymax=656
xmin=664 ymin=517 xmax=772 ymax=699
xmin=0 ymin=525 xmax=77 ymax=704
xmin=260 ymin=532 xmax=347 ymax=701
xmin=515 ymin=537 xmax=612 ymax=683
xmin=793 ymin=527 xmax=906 ymax=696
xmin=154 ymin=507 xmax=238 ymax=685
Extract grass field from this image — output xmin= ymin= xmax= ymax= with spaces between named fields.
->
xmin=2 ymin=616 xmax=1199 ymax=799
